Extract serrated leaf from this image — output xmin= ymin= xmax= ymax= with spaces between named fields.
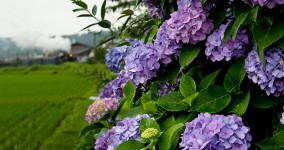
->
xmin=179 ymin=46 xmax=200 ymax=68
xmin=182 ymin=93 xmax=199 ymax=106
xmin=156 ymin=91 xmax=188 ymax=111
xmin=159 ymin=123 xmax=184 ymax=150
xmin=231 ymin=11 xmax=249 ymax=40
xmin=160 ymin=116 xmax=176 ymax=131
xmin=191 ymin=86 xmax=231 ymax=113
xmin=92 ymin=5 xmax=97 ymax=16
xmin=144 ymin=101 xmax=159 ymax=114
xmin=227 ymin=91 xmax=250 ymax=116
xmin=121 ymin=9 xmax=134 ymax=15
xmin=123 ymin=80 xmax=136 ymax=99
xmin=73 ymin=1 xmax=88 ymax=9
xmin=256 ymin=131 xmax=284 ymax=150
xmin=98 ymin=20 xmax=111 ymax=28
xmin=116 ymin=140 xmax=145 ymax=150
xmin=101 ymin=0 xmax=106 ymax=20
xmin=180 ymin=73 xmax=196 ymax=97
xmin=198 ymin=69 xmax=221 ymax=91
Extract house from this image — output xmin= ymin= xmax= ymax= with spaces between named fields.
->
xmin=69 ymin=42 xmax=93 ymax=62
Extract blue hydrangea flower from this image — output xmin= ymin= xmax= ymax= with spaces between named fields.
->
xmin=155 ymin=22 xmax=182 ymax=65
xmin=245 ymin=45 xmax=284 ymax=97
xmin=143 ymin=0 xmax=163 ymax=19
xmin=105 ymin=46 xmax=133 ymax=73
xmin=166 ymin=0 xmax=214 ymax=44
xmin=95 ymin=114 xmax=150 ymax=150
xmin=245 ymin=0 xmax=284 ymax=9
xmin=180 ymin=113 xmax=252 ymax=150
xmin=205 ymin=21 xmax=250 ymax=62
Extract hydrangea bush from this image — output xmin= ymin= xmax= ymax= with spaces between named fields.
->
xmin=72 ymin=0 xmax=284 ymax=149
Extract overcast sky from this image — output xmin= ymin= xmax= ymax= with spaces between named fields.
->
xmin=0 ymin=0 xmax=120 ymax=38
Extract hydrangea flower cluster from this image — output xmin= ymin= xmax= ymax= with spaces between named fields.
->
xmin=166 ymin=0 xmax=214 ymax=44
xmin=99 ymin=71 xmax=131 ymax=99
xmin=124 ymin=43 xmax=160 ymax=86
xmin=245 ymin=45 xmax=284 ymax=96
xmin=155 ymin=22 xmax=182 ymax=65
xmin=85 ymin=98 xmax=119 ymax=123
xmin=106 ymin=46 xmax=133 ymax=73
xmin=143 ymin=0 xmax=163 ymax=19
xmin=95 ymin=114 xmax=150 ymax=150
xmin=205 ymin=21 xmax=250 ymax=62
xmin=180 ymin=113 xmax=252 ymax=150
xmin=247 ymin=0 xmax=284 ymax=9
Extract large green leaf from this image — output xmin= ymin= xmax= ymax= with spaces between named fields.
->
xmin=101 ymin=0 xmax=106 ymax=20
xmin=160 ymin=116 xmax=176 ymax=131
xmin=191 ymin=86 xmax=231 ymax=113
xmin=252 ymin=18 xmax=284 ymax=65
xmin=227 ymin=91 xmax=250 ymax=116
xmin=231 ymin=11 xmax=249 ymax=40
xmin=198 ymin=69 xmax=221 ymax=91
xmin=256 ymin=131 xmax=284 ymax=150
xmin=156 ymin=91 xmax=188 ymax=111
xmin=116 ymin=140 xmax=145 ymax=150
xmin=140 ymin=118 xmax=161 ymax=134
xmin=79 ymin=122 xmax=104 ymax=137
xmin=117 ymin=106 xmax=147 ymax=120
xmin=123 ymin=80 xmax=136 ymax=100
xmin=179 ymin=46 xmax=201 ymax=68
xmin=159 ymin=123 xmax=184 ymax=150
xmin=250 ymin=95 xmax=281 ymax=109
xmin=180 ymin=73 xmax=196 ymax=97
xmin=98 ymin=20 xmax=111 ymax=28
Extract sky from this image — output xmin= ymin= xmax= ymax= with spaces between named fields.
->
xmin=0 ymin=0 xmax=120 ymax=38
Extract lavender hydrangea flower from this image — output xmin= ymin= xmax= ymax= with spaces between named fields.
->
xmin=180 ymin=113 xmax=252 ymax=150
xmin=166 ymin=0 xmax=214 ymax=44
xmin=124 ymin=43 xmax=160 ymax=86
xmin=106 ymin=46 xmax=133 ymax=73
xmin=245 ymin=0 xmax=284 ymax=9
xmin=95 ymin=114 xmax=150 ymax=150
xmin=99 ymin=71 xmax=132 ymax=99
xmin=144 ymin=0 xmax=163 ymax=19
xmin=85 ymin=98 xmax=119 ymax=123
xmin=205 ymin=21 xmax=250 ymax=62
xmin=155 ymin=22 xmax=183 ymax=65
xmin=245 ymin=45 xmax=284 ymax=96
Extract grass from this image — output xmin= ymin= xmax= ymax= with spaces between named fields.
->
xmin=0 ymin=63 xmax=113 ymax=150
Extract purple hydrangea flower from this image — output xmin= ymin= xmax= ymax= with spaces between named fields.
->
xmin=245 ymin=45 xmax=284 ymax=97
xmin=158 ymin=76 xmax=181 ymax=97
xmin=205 ymin=21 xmax=250 ymax=62
xmin=180 ymin=113 xmax=252 ymax=150
xmin=144 ymin=0 xmax=163 ymax=19
xmin=124 ymin=43 xmax=160 ymax=86
xmin=245 ymin=0 xmax=284 ymax=9
xmin=155 ymin=22 xmax=183 ymax=65
xmin=85 ymin=98 xmax=119 ymax=123
xmin=166 ymin=0 xmax=214 ymax=44
xmin=106 ymin=46 xmax=133 ymax=73
xmin=99 ymin=71 xmax=132 ymax=99
xmin=281 ymin=106 xmax=284 ymax=124
xmin=95 ymin=114 xmax=150 ymax=150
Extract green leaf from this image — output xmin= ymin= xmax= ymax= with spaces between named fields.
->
xmin=121 ymin=9 xmax=134 ymax=15
xmin=98 ymin=20 xmax=111 ymax=28
xmin=79 ymin=122 xmax=104 ymax=137
xmin=156 ymin=91 xmax=188 ymax=111
xmin=223 ymin=58 xmax=246 ymax=93
xmin=143 ymin=101 xmax=159 ymax=114
xmin=180 ymin=73 xmax=196 ymax=97
xmin=116 ymin=140 xmax=145 ymax=150
xmin=198 ymin=69 xmax=221 ymax=91
xmin=179 ymin=46 xmax=200 ymax=68
xmin=92 ymin=5 xmax=97 ymax=16
xmin=250 ymin=95 xmax=281 ymax=109
xmin=140 ymin=118 xmax=161 ymax=134
xmin=256 ymin=131 xmax=284 ymax=150
xmin=277 ymin=38 xmax=284 ymax=51
xmin=73 ymin=8 xmax=85 ymax=12
xmin=73 ymin=1 xmax=88 ymax=9
xmin=159 ymin=123 xmax=184 ymax=150
xmin=227 ymin=91 xmax=250 ymax=116
xmin=160 ymin=116 xmax=176 ymax=131
xmin=191 ymin=86 xmax=232 ymax=113
xmin=117 ymin=106 xmax=147 ymax=120
xmin=182 ymin=93 xmax=199 ymax=106
xmin=223 ymin=21 xmax=234 ymax=43
xmin=212 ymin=10 xmax=227 ymax=27
xmin=77 ymin=14 xmax=93 ymax=17
xmin=231 ymin=11 xmax=249 ymax=40
xmin=144 ymin=25 xmax=158 ymax=43
xmin=123 ymin=80 xmax=136 ymax=99
xmin=101 ymin=0 xmax=106 ymax=20
xmin=159 ymin=64 xmax=180 ymax=83
xmin=252 ymin=18 xmax=284 ymax=65
xmin=202 ymin=0 xmax=207 ymax=5
xmin=81 ymin=23 xmax=98 ymax=31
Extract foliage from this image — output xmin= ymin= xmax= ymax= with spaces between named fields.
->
xmin=72 ymin=0 xmax=284 ymax=150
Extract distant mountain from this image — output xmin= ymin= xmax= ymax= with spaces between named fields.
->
xmin=0 ymin=31 xmax=111 ymax=60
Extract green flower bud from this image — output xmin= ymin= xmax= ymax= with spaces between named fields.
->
xmin=141 ymin=128 xmax=159 ymax=139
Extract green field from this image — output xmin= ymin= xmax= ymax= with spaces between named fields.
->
xmin=0 ymin=63 xmax=113 ymax=150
